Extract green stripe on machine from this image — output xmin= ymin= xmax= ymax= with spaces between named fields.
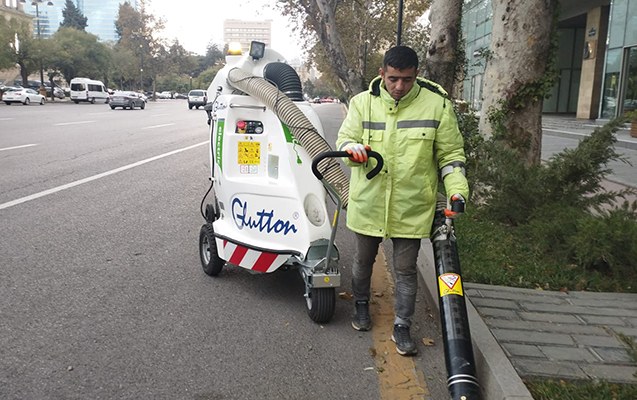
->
xmin=215 ymin=120 xmax=224 ymax=170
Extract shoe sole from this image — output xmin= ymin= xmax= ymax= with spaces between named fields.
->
xmin=391 ymin=334 xmax=418 ymax=356
xmin=352 ymin=321 xmax=371 ymax=331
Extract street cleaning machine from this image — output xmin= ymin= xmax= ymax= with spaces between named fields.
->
xmin=197 ymin=41 xmax=383 ymax=323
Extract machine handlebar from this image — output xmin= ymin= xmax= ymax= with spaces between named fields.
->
xmin=312 ymin=150 xmax=384 ymax=181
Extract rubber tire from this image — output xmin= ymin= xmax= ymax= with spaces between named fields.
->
xmin=73 ymin=100 xmax=79 ymax=104
xmin=199 ymin=224 xmax=224 ymax=276
xmin=90 ymin=97 xmax=95 ymax=104
xmin=39 ymin=98 xmax=44 ymax=105
xmin=23 ymin=97 xmax=30 ymax=105
xmin=4 ymin=102 xmax=10 ymax=105
xmin=306 ymin=287 xmax=335 ymax=323
xmin=188 ymin=104 xmax=193 ymax=109
xmin=140 ymin=102 xmax=145 ymax=110
xmin=110 ymin=105 xmax=116 ymax=110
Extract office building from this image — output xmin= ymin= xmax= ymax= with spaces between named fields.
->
xmin=461 ymin=0 xmax=637 ymax=119
xmin=19 ymin=0 xmax=138 ymax=42
xmin=223 ymin=19 xmax=272 ymax=54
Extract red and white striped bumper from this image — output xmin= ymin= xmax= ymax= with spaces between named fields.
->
xmin=220 ymin=239 xmax=290 ymax=273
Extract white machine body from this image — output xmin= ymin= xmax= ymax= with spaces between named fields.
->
xmin=207 ymin=50 xmax=332 ymax=274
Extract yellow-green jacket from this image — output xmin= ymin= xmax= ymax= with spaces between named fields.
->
xmin=336 ymin=76 xmax=469 ymax=239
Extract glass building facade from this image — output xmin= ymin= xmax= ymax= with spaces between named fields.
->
xmin=22 ymin=0 xmax=138 ymax=42
xmin=461 ymin=0 xmax=637 ymax=119
xmin=600 ymin=0 xmax=637 ymax=118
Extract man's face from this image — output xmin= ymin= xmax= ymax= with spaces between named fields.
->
xmin=379 ymin=65 xmax=417 ymax=100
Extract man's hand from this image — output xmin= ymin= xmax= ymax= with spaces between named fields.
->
xmin=444 ymin=194 xmax=465 ymax=218
xmin=344 ymin=143 xmax=371 ymax=163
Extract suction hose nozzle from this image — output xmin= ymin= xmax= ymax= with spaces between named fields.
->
xmin=226 ymin=67 xmax=350 ymax=208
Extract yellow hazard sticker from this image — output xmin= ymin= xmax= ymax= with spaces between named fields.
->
xmin=238 ymin=141 xmax=260 ymax=165
xmin=438 ymin=273 xmax=464 ymax=297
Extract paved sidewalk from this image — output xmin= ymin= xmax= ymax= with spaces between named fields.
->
xmin=467 ymin=283 xmax=637 ymax=384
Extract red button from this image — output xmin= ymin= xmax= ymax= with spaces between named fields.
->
xmin=237 ymin=120 xmax=247 ymax=130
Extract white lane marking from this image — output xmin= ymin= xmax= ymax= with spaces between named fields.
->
xmin=0 ymin=144 xmax=38 ymax=152
xmin=54 ymin=121 xmax=96 ymax=126
xmin=142 ymin=123 xmax=175 ymax=130
xmin=0 ymin=118 xmax=15 ymax=121
xmin=0 ymin=141 xmax=207 ymax=211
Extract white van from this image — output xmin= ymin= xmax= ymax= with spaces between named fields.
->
xmin=70 ymin=77 xmax=109 ymax=104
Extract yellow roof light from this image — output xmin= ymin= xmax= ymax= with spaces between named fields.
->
xmin=227 ymin=42 xmax=243 ymax=55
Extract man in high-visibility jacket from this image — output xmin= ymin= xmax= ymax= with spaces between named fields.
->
xmin=336 ymin=45 xmax=469 ymax=356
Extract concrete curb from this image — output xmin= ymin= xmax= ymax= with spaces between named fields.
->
xmin=417 ymin=242 xmax=534 ymax=400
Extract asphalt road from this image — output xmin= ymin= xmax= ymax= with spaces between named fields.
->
xmin=0 ymin=100 xmax=449 ymax=400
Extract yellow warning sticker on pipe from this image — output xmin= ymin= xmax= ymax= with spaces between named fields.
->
xmin=238 ymin=141 xmax=260 ymax=165
xmin=438 ymin=273 xmax=464 ymax=297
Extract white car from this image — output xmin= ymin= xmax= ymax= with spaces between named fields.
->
xmin=3 ymin=88 xmax=46 ymax=105
xmin=187 ymin=89 xmax=207 ymax=109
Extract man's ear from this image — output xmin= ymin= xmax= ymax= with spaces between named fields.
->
xmin=378 ymin=67 xmax=385 ymax=78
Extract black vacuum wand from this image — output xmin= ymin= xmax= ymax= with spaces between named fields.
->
xmin=431 ymin=194 xmax=481 ymax=400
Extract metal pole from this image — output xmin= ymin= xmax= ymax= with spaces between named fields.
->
xmin=35 ymin=2 xmax=45 ymax=88
xmin=396 ymin=0 xmax=404 ymax=46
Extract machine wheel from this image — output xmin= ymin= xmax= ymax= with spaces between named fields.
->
xmin=188 ymin=104 xmax=193 ymax=109
xmin=306 ymin=287 xmax=335 ymax=323
xmin=140 ymin=102 xmax=145 ymax=110
xmin=90 ymin=97 xmax=96 ymax=104
xmin=110 ymin=105 xmax=116 ymax=110
xmin=199 ymin=224 xmax=224 ymax=276
xmin=39 ymin=98 xmax=45 ymax=105
xmin=23 ymin=97 xmax=30 ymax=105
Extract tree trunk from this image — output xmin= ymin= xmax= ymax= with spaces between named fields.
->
xmin=424 ymin=0 xmax=462 ymax=95
xmin=312 ymin=0 xmax=360 ymax=98
xmin=478 ymin=0 xmax=558 ymax=166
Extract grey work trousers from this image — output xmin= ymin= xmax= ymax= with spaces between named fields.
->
xmin=351 ymin=232 xmax=421 ymax=327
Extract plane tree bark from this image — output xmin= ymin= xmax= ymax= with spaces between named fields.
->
xmin=424 ymin=0 xmax=463 ymax=95
xmin=478 ymin=0 xmax=558 ymax=166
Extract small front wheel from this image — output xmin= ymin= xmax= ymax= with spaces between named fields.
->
xmin=306 ymin=287 xmax=335 ymax=323
xmin=199 ymin=224 xmax=225 ymax=276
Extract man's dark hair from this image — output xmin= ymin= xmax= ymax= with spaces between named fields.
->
xmin=383 ymin=46 xmax=419 ymax=71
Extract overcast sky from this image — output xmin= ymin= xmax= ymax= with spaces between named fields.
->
xmin=148 ymin=0 xmax=304 ymax=61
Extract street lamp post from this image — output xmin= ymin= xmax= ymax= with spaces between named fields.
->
xmin=139 ymin=44 xmax=143 ymax=93
xmin=20 ymin=0 xmax=53 ymax=96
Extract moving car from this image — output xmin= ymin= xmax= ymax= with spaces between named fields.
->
xmin=109 ymin=91 xmax=146 ymax=110
xmin=3 ymin=88 xmax=46 ymax=105
xmin=187 ymin=89 xmax=207 ymax=109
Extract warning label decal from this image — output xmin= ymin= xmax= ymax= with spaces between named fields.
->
xmin=438 ymin=273 xmax=464 ymax=297
xmin=238 ymin=141 xmax=261 ymax=165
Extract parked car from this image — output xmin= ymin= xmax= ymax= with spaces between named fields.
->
xmin=3 ymin=87 xmax=46 ymax=105
xmin=158 ymin=91 xmax=173 ymax=99
xmin=109 ymin=91 xmax=146 ymax=110
xmin=187 ymin=89 xmax=207 ymax=109
xmin=44 ymin=85 xmax=66 ymax=99
xmin=174 ymin=92 xmax=187 ymax=99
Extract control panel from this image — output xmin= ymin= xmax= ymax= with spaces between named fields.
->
xmin=235 ymin=120 xmax=264 ymax=134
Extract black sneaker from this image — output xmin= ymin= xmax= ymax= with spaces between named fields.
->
xmin=391 ymin=324 xmax=417 ymax=356
xmin=351 ymin=300 xmax=371 ymax=331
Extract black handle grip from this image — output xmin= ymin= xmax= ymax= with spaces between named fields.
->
xmin=451 ymin=199 xmax=465 ymax=213
xmin=312 ymin=150 xmax=384 ymax=180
